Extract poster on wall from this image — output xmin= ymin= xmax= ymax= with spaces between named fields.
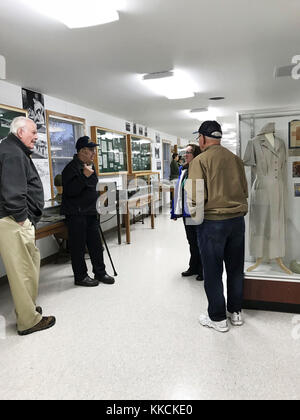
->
xmin=292 ymin=161 xmax=300 ymax=177
xmin=34 ymin=159 xmax=52 ymax=201
xmin=289 ymin=120 xmax=300 ymax=149
xmin=155 ymin=144 xmax=160 ymax=159
xmin=294 ymin=183 xmax=300 ymax=197
xmin=22 ymin=88 xmax=48 ymax=159
xmin=22 ymin=88 xmax=45 ymax=130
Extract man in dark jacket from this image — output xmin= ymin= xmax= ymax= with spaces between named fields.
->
xmin=61 ymin=136 xmax=115 ymax=287
xmin=0 ymin=117 xmax=56 ymax=335
xmin=169 ymin=153 xmax=179 ymax=181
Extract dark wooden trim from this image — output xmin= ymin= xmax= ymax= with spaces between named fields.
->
xmin=244 ymin=278 xmax=300 ymax=305
xmin=243 ymin=300 xmax=300 ymax=314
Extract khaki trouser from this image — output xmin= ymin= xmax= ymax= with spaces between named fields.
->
xmin=0 ymin=217 xmax=42 ymax=332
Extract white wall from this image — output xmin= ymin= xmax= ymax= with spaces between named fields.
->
xmin=0 ymin=79 xmax=183 ymax=277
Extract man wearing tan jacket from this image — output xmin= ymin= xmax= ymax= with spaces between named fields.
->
xmin=185 ymin=121 xmax=248 ymax=333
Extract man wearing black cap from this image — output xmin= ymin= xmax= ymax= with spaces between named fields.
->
xmin=61 ymin=136 xmax=115 ymax=287
xmin=185 ymin=121 xmax=248 ymax=333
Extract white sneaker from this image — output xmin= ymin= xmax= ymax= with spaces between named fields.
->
xmin=228 ymin=312 xmax=244 ymax=326
xmin=199 ymin=314 xmax=229 ymax=333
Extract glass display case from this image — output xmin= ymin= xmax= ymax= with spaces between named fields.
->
xmin=129 ymin=135 xmax=152 ymax=173
xmin=91 ymin=127 xmax=128 ymax=175
xmin=46 ymin=111 xmax=86 ymax=198
xmin=0 ymin=103 xmax=27 ymax=142
xmin=238 ymin=108 xmax=300 ymax=312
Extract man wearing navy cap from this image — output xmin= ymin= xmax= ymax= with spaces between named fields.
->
xmin=61 ymin=136 xmax=115 ymax=287
xmin=186 ymin=121 xmax=248 ymax=332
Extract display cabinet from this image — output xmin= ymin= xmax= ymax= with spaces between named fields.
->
xmin=0 ymin=103 xmax=28 ymax=142
xmin=91 ymin=126 xmax=128 ymax=175
xmin=128 ymin=134 xmax=152 ymax=173
xmin=46 ymin=110 xmax=86 ymax=199
xmin=238 ymin=108 xmax=300 ymax=313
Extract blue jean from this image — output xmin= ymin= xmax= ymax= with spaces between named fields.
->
xmin=197 ymin=217 xmax=245 ymax=322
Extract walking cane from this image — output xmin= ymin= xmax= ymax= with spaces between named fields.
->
xmin=99 ymin=224 xmax=118 ymax=277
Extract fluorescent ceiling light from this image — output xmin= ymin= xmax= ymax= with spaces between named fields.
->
xmin=21 ymin=0 xmax=122 ymax=28
xmin=141 ymin=70 xmax=197 ymax=100
xmin=188 ymin=107 xmax=218 ymax=122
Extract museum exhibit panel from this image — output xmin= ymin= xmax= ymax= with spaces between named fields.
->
xmin=238 ymin=109 xmax=300 ymax=312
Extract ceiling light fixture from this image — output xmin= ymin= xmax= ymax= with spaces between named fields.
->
xmin=141 ymin=70 xmax=197 ymax=100
xmin=209 ymin=97 xmax=225 ymax=101
xmin=21 ymin=0 xmax=123 ymax=28
xmin=188 ymin=107 xmax=217 ymax=122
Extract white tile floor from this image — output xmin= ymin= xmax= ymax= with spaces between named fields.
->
xmin=0 ymin=214 xmax=300 ymax=400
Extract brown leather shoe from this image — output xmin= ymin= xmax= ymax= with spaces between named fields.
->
xmin=18 ymin=316 xmax=56 ymax=336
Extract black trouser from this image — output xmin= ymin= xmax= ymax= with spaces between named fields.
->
xmin=66 ymin=215 xmax=106 ymax=281
xmin=197 ymin=217 xmax=245 ymax=322
xmin=183 ymin=218 xmax=203 ymax=275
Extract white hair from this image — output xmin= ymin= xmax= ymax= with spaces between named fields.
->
xmin=10 ymin=117 xmax=34 ymax=136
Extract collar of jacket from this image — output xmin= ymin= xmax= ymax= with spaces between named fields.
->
xmin=73 ymin=154 xmax=85 ymax=168
xmin=259 ymin=134 xmax=281 ymax=156
xmin=7 ymin=133 xmax=33 ymax=156
xmin=202 ymin=144 xmax=221 ymax=153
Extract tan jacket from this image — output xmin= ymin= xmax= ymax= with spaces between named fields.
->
xmin=185 ymin=145 xmax=248 ymax=222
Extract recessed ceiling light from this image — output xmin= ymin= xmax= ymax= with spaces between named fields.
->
xmin=209 ymin=97 xmax=225 ymax=101
xmin=21 ymin=0 xmax=122 ymax=28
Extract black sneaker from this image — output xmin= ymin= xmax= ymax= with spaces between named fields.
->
xmin=75 ymin=276 xmax=99 ymax=287
xmin=95 ymin=274 xmax=115 ymax=285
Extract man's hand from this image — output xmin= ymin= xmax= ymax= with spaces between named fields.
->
xmin=83 ymin=164 xmax=94 ymax=178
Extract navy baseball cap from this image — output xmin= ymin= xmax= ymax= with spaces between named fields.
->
xmin=76 ymin=136 xmax=98 ymax=151
xmin=193 ymin=121 xmax=223 ymax=139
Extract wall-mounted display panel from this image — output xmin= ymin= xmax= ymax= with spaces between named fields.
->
xmin=0 ymin=103 xmax=28 ymax=142
xmin=129 ymin=135 xmax=152 ymax=173
xmin=91 ymin=127 xmax=128 ymax=175
xmin=46 ymin=110 xmax=86 ymax=198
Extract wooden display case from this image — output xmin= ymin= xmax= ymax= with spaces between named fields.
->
xmin=91 ymin=126 xmax=129 ymax=176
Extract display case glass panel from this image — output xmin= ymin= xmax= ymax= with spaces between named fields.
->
xmin=130 ymin=135 xmax=152 ymax=172
xmin=238 ymin=109 xmax=300 ymax=280
xmin=92 ymin=127 xmax=128 ymax=175
xmin=46 ymin=111 xmax=86 ymax=198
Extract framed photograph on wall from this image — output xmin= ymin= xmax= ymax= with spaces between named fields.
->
xmin=0 ymin=103 xmax=28 ymax=142
xmin=22 ymin=88 xmax=46 ymax=130
xmin=289 ymin=120 xmax=300 ymax=149
xmin=292 ymin=161 xmax=300 ymax=177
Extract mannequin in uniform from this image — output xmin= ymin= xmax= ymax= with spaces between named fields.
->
xmin=243 ymin=122 xmax=292 ymax=275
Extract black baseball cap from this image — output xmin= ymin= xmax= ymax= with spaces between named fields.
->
xmin=193 ymin=121 xmax=223 ymax=139
xmin=76 ymin=136 xmax=98 ymax=151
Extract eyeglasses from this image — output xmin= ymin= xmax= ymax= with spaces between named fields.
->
xmin=185 ymin=151 xmax=193 ymax=155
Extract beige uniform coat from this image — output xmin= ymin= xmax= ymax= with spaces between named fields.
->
xmin=243 ymin=124 xmax=287 ymax=259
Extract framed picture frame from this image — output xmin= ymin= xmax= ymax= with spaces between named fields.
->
xmin=0 ymin=103 xmax=28 ymax=142
xmin=289 ymin=120 xmax=300 ymax=149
